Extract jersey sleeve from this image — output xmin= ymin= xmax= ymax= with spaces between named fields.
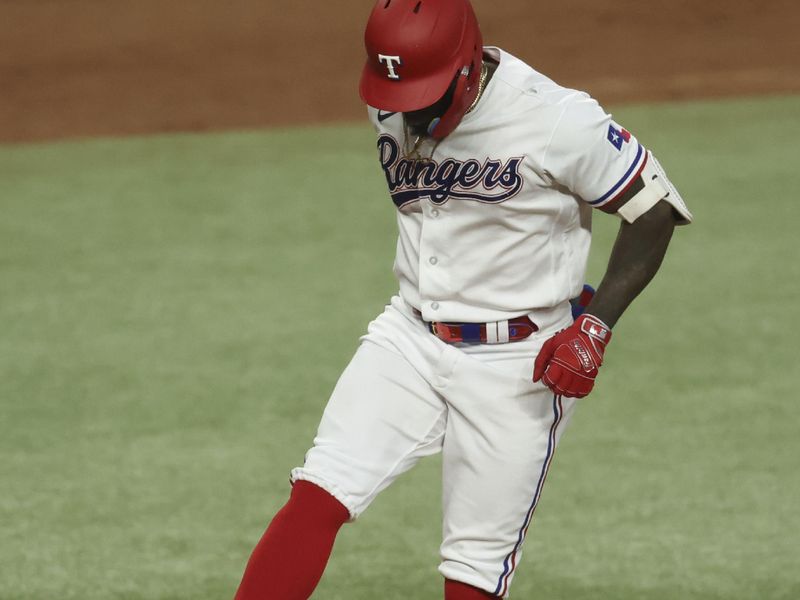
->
xmin=543 ymin=95 xmax=647 ymax=214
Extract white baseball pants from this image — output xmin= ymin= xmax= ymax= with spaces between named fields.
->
xmin=291 ymin=295 xmax=577 ymax=597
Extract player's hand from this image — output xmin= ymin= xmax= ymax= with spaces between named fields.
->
xmin=532 ymin=314 xmax=612 ymax=398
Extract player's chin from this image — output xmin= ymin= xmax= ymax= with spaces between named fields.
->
xmin=403 ymin=103 xmax=444 ymax=137
xmin=404 ymin=115 xmax=433 ymax=137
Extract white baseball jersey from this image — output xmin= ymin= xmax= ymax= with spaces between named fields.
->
xmin=368 ymin=47 xmax=691 ymax=324
xmin=291 ymin=46 xmax=693 ymax=598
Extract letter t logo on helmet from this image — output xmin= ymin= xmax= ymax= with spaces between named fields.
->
xmin=359 ymin=0 xmax=484 ymax=139
xmin=378 ymin=54 xmax=403 ymax=79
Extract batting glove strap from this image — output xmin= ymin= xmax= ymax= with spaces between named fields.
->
xmin=532 ymin=314 xmax=612 ymax=398
xmin=579 ymin=314 xmax=612 ymax=344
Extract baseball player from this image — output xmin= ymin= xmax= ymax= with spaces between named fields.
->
xmin=235 ymin=0 xmax=692 ymax=598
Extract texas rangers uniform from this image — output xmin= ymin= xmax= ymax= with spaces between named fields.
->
xmin=290 ymin=47 xmax=691 ymax=597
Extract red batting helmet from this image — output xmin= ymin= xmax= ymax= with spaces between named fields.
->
xmin=359 ymin=0 xmax=484 ymax=139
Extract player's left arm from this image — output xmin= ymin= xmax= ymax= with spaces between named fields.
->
xmin=582 ymin=183 xmax=677 ymax=328
xmin=580 ymin=138 xmax=693 ymax=330
xmin=532 ymin=188 xmax=680 ymax=398
xmin=533 ymin=97 xmax=692 ymax=398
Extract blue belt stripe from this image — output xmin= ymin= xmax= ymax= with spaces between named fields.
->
xmin=460 ymin=323 xmax=481 ymax=343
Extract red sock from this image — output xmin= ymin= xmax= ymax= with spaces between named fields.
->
xmin=445 ymin=579 xmax=498 ymax=599
xmin=234 ymin=481 xmax=350 ymax=600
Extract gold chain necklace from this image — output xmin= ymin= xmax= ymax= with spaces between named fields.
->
xmin=466 ymin=62 xmax=489 ymax=114
xmin=402 ymin=62 xmax=489 ymax=161
xmin=403 ymin=129 xmax=442 ymax=162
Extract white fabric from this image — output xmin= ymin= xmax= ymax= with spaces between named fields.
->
xmin=616 ymin=150 xmax=693 ymax=224
xmin=482 ymin=319 xmax=513 ymax=344
xmin=648 ymin=152 xmax=694 ymax=225
xmin=292 ymin=297 xmax=577 ymax=596
xmin=617 ymin=169 xmax=668 ymax=223
xmin=367 ymin=47 xmax=689 ymax=323
xmin=498 ymin=319 xmax=510 ymax=344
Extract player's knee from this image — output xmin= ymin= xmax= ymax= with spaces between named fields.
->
xmin=444 ymin=578 xmax=498 ymax=599
xmin=286 ymin=480 xmax=350 ymax=527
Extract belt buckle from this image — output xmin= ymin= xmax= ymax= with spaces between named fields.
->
xmin=431 ymin=322 xmax=461 ymax=344
xmin=430 ymin=321 xmax=447 ymax=341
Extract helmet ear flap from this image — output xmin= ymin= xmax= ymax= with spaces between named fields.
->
xmin=427 ymin=61 xmax=479 ymax=140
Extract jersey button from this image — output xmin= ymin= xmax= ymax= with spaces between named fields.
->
xmin=431 ymin=209 xmax=440 ymax=218
xmin=429 ymin=256 xmax=438 ymax=265
xmin=431 ymin=301 xmax=440 ymax=311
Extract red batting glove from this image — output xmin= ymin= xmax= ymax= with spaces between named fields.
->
xmin=532 ymin=314 xmax=612 ymax=398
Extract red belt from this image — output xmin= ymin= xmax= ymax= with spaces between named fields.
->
xmin=414 ymin=309 xmax=538 ymax=344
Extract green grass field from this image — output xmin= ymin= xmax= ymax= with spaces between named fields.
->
xmin=1 ymin=95 xmax=799 ymax=599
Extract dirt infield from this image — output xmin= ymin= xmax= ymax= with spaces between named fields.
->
xmin=2 ymin=0 xmax=799 ymax=143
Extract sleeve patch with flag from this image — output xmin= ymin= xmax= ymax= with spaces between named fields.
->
xmin=588 ymin=140 xmax=648 ymax=212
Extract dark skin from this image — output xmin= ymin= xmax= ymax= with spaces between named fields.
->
xmin=404 ymin=57 xmax=499 ymax=137
xmin=404 ymin=82 xmax=456 ymax=137
xmin=585 ymin=193 xmax=678 ymax=328
xmin=404 ymin=58 xmax=677 ymax=330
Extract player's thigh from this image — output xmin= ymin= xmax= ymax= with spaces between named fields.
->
xmin=292 ymin=339 xmax=446 ymax=518
xmin=438 ymin=355 xmax=578 ymax=595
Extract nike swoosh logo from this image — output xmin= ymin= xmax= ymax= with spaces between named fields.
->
xmin=378 ymin=111 xmax=398 ymax=123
